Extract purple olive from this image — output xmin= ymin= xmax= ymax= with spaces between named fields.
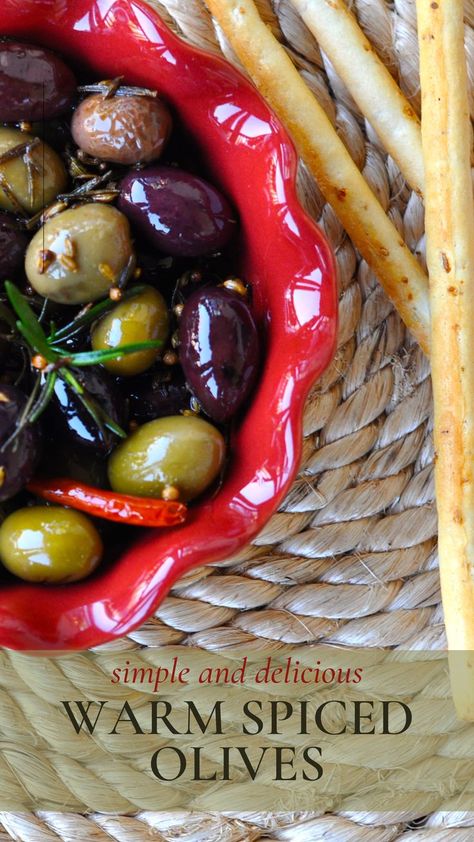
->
xmin=127 ymin=369 xmax=190 ymax=423
xmin=0 ymin=215 xmax=28 ymax=279
xmin=0 ymin=40 xmax=76 ymax=122
xmin=179 ymin=286 xmax=259 ymax=423
xmin=0 ymin=384 xmax=41 ymax=502
xmin=48 ymin=368 xmax=127 ymax=454
xmin=119 ymin=166 xmax=237 ymax=257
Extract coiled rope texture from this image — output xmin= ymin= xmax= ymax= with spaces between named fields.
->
xmin=2 ymin=0 xmax=474 ymax=839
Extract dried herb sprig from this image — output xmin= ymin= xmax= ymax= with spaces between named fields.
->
xmin=57 ymin=170 xmax=115 ymax=202
xmin=78 ymin=78 xmax=158 ymax=98
xmin=25 ymin=171 xmax=120 ymax=231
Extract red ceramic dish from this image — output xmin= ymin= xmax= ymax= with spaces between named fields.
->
xmin=0 ymin=0 xmax=337 ymax=650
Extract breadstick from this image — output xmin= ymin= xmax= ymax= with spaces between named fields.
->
xmin=204 ymin=0 xmax=431 ymax=354
xmin=417 ymin=0 xmax=474 ymax=719
xmin=289 ymin=0 xmax=424 ymax=197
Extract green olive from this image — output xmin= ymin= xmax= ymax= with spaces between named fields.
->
xmin=91 ymin=286 xmax=169 ymax=376
xmin=24 ymin=203 xmax=134 ymax=304
xmin=0 ymin=506 xmax=103 ymax=583
xmin=0 ymin=127 xmax=67 ymax=214
xmin=108 ymin=415 xmax=225 ymax=502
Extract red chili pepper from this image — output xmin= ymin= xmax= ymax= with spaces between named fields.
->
xmin=27 ymin=478 xmax=187 ymax=528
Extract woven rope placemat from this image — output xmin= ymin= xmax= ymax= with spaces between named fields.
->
xmin=0 ymin=0 xmax=472 ymax=838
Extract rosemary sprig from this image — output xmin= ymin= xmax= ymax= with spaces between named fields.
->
xmin=5 ymin=282 xmax=162 ymax=366
xmin=3 ymin=281 xmax=164 ymax=444
xmin=28 ymin=371 xmax=57 ymax=423
xmin=6 ymin=283 xmax=55 ymax=361
xmin=64 ymin=343 xmax=161 ymax=367
xmin=59 ymin=367 xmax=126 ymax=440
xmin=49 ymin=284 xmax=146 ymax=345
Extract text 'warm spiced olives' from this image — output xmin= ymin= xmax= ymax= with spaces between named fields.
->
xmin=108 ymin=415 xmax=225 ymax=502
xmin=179 ymin=286 xmax=259 ymax=423
xmin=25 ymin=203 xmax=134 ymax=304
xmin=0 ymin=384 xmax=41 ymax=502
xmin=119 ymin=166 xmax=237 ymax=257
xmin=0 ymin=40 xmax=76 ymax=122
xmin=0 ymin=506 xmax=102 ymax=583
xmin=72 ymin=94 xmax=172 ymax=165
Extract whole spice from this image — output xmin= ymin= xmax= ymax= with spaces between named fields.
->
xmin=28 ymin=478 xmax=187 ymax=527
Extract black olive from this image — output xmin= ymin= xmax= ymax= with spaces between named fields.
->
xmin=179 ymin=286 xmax=259 ymax=423
xmin=46 ymin=367 xmax=127 ymax=454
xmin=126 ymin=367 xmax=189 ymax=423
xmin=0 ymin=384 xmax=42 ymax=502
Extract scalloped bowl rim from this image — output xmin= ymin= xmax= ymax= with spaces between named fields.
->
xmin=0 ymin=0 xmax=338 ymax=650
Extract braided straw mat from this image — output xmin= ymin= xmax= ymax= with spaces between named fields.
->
xmin=2 ymin=0 xmax=473 ymax=839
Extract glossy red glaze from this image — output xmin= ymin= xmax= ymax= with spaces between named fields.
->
xmin=0 ymin=0 xmax=337 ymax=649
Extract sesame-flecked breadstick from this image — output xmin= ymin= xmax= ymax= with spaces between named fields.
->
xmin=204 ymin=0 xmax=431 ymax=353
xmin=417 ymin=0 xmax=474 ymax=719
xmin=289 ymin=0 xmax=424 ymax=197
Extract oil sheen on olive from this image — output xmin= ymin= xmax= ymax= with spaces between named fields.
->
xmin=47 ymin=367 xmax=127 ymax=453
xmin=0 ymin=384 xmax=41 ymax=502
xmin=25 ymin=203 xmax=134 ymax=304
xmin=0 ymin=128 xmax=67 ymax=214
xmin=71 ymin=94 xmax=172 ymax=165
xmin=179 ymin=286 xmax=259 ymax=423
xmin=108 ymin=415 xmax=225 ymax=501
xmin=91 ymin=286 xmax=169 ymax=376
xmin=0 ymin=41 xmax=76 ymax=122
xmin=0 ymin=214 xmax=28 ymax=278
xmin=119 ymin=166 xmax=237 ymax=257
xmin=0 ymin=506 xmax=102 ymax=583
